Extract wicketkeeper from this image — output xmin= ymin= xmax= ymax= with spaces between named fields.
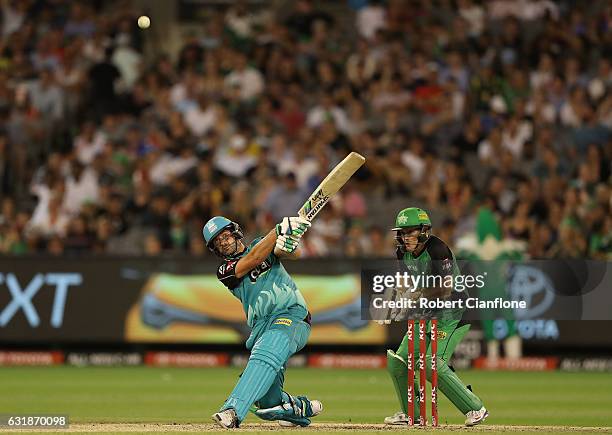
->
xmin=204 ymin=216 xmax=323 ymax=429
xmin=383 ymin=207 xmax=489 ymax=426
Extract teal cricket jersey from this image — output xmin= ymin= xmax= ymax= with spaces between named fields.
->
xmin=216 ymin=237 xmax=308 ymax=329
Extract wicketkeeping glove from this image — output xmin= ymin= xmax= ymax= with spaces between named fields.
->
xmin=275 ymin=216 xmax=311 ymax=238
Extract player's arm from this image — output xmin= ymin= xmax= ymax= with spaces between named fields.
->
xmin=274 ymin=246 xmax=302 ymax=260
xmin=234 ymin=216 xmax=310 ymax=276
xmin=234 ymin=229 xmax=277 ymax=278
xmin=218 ymin=236 xmax=279 ymax=289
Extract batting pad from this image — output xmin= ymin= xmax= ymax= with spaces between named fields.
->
xmin=435 ymin=361 xmax=483 ymax=414
xmin=387 ymin=350 xmax=419 ymax=417
xmin=221 ymin=329 xmax=293 ymax=421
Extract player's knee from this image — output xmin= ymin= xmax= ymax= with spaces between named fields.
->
xmin=251 ymin=347 xmax=285 ymax=372
xmin=251 ymin=330 xmax=291 ymax=372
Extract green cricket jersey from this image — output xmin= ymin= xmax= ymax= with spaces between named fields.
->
xmin=398 ymin=235 xmax=465 ymax=320
xmin=217 ymin=237 xmax=308 ymax=329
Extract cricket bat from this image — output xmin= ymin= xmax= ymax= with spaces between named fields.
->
xmin=298 ymin=152 xmax=366 ymax=221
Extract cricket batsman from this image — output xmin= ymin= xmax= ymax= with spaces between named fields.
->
xmin=203 ymin=216 xmax=323 ymax=429
xmin=383 ymin=207 xmax=489 ymax=426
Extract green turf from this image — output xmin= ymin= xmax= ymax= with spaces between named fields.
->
xmin=0 ymin=367 xmax=611 ymax=431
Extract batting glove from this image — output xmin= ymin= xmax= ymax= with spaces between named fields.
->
xmin=275 ymin=216 xmax=311 ymax=238
xmin=275 ymin=234 xmax=301 ymax=254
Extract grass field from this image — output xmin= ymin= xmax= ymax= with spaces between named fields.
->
xmin=1 ymin=367 xmax=611 ymax=434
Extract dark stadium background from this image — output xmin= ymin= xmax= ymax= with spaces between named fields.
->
xmin=0 ymin=0 xmax=610 ymax=371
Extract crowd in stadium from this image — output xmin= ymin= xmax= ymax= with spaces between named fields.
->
xmin=0 ymin=0 xmax=610 ymax=259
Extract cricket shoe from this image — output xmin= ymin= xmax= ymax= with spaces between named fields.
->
xmin=212 ymin=408 xmax=239 ymax=429
xmin=256 ymin=396 xmax=322 ymax=427
xmin=384 ymin=411 xmax=411 ymax=425
xmin=277 ymin=399 xmax=323 ymax=427
xmin=465 ymin=406 xmax=489 ymax=426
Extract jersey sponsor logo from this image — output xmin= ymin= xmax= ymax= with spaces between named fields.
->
xmin=437 ymin=330 xmax=447 ymax=340
xmin=248 ymin=259 xmax=272 ymax=283
xmin=273 ymin=318 xmax=292 ymax=326
xmin=219 ymin=260 xmax=237 ymax=276
xmin=405 ymin=264 xmax=417 ymax=272
xmin=442 ymin=258 xmax=452 ymax=272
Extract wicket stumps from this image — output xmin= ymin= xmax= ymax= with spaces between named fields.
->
xmin=406 ymin=318 xmax=438 ymax=427
xmin=431 ymin=319 xmax=439 ymax=426
xmin=406 ymin=320 xmax=415 ymax=425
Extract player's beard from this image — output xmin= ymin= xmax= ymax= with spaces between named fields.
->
xmin=217 ymin=238 xmax=239 ymax=257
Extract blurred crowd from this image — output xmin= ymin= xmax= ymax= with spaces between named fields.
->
xmin=0 ymin=0 xmax=610 ymax=259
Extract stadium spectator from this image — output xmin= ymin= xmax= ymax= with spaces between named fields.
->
xmin=0 ymin=0 xmax=608 ymax=261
